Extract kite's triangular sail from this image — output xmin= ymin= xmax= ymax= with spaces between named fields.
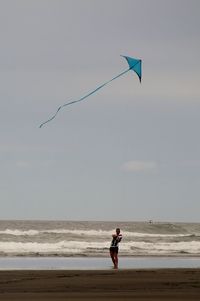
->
xmin=39 ymin=55 xmax=142 ymax=128
xmin=122 ymin=55 xmax=142 ymax=82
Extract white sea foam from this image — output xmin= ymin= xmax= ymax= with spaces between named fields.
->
xmin=0 ymin=240 xmax=200 ymax=256
xmin=120 ymin=241 xmax=200 ymax=255
xmin=0 ymin=228 xmax=193 ymax=238
xmin=0 ymin=241 xmax=107 ymax=255
xmin=0 ymin=229 xmax=39 ymax=236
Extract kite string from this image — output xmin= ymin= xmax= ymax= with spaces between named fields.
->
xmin=39 ymin=68 xmax=130 ymax=128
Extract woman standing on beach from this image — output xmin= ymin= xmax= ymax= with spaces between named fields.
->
xmin=110 ymin=228 xmax=122 ymax=269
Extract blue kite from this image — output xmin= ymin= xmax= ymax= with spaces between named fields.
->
xmin=39 ymin=55 xmax=142 ymax=128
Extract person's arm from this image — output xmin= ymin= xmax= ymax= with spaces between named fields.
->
xmin=117 ymin=235 xmax=122 ymax=242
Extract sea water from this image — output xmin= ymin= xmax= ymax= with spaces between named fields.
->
xmin=0 ymin=220 xmax=200 ymax=257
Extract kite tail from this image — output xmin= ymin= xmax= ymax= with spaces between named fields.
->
xmin=39 ymin=68 xmax=130 ymax=128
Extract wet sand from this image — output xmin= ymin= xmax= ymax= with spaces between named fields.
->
xmin=0 ymin=269 xmax=200 ymax=300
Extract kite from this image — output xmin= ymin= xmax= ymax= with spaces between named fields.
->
xmin=39 ymin=55 xmax=142 ymax=128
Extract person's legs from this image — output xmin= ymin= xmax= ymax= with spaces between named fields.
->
xmin=114 ymin=252 xmax=118 ymax=269
xmin=110 ymin=247 xmax=119 ymax=268
xmin=110 ymin=249 xmax=115 ymax=266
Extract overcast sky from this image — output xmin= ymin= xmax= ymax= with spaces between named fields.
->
xmin=0 ymin=0 xmax=200 ymax=222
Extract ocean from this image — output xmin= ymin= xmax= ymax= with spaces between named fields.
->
xmin=0 ymin=220 xmax=200 ymax=257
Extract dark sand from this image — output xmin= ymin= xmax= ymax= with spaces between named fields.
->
xmin=0 ymin=269 xmax=200 ymax=300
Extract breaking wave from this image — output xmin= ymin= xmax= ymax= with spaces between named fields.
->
xmin=0 ymin=221 xmax=200 ymax=257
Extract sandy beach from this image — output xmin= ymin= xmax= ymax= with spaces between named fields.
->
xmin=0 ymin=269 xmax=200 ymax=300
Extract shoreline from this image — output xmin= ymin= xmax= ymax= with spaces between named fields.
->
xmin=0 ymin=254 xmax=200 ymax=257
xmin=0 ymin=269 xmax=200 ymax=300
xmin=1 ymin=256 xmax=200 ymax=270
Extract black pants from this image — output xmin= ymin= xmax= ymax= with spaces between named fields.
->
xmin=110 ymin=247 xmax=118 ymax=254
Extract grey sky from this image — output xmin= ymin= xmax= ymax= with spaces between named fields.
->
xmin=0 ymin=0 xmax=200 ymax=221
